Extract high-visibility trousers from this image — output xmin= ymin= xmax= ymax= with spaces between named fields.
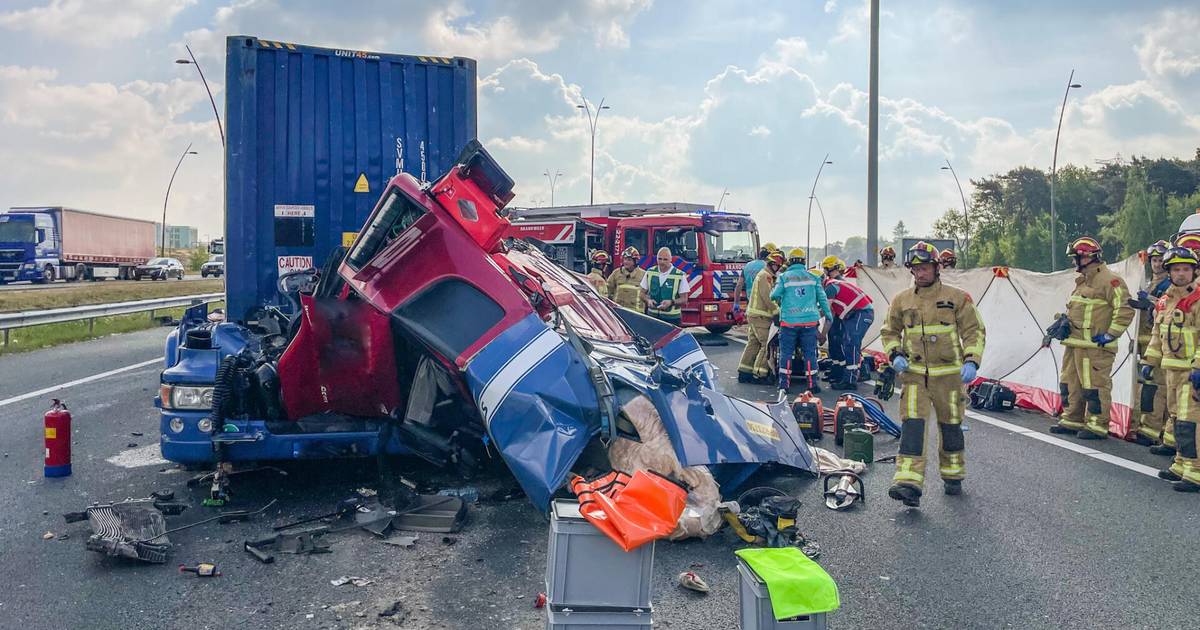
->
xmin=1056 ymin=346 xmax=1114 ymax=437
xmin=738 ymin=316 xmax=773 ymax=378
xmin=892 ymin=373 xmax=965 ymax=490
xmin=1131 ymin=365 xmax=1169 ymax=443
xmin=1165 ymin=369 xmax=1200 ymax=484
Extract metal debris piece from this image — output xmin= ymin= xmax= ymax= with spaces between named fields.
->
xmin=381 ymin=535 xmax=418 ymax=548
xmin=80 ymin=498 xmax=173 ymax=563
xmin=331 ymin=576 xmax=373 ymax=587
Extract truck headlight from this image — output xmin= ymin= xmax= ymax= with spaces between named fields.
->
xmin=21 ymin=263 xmax=35 ymax=270
xmin=160 ymin=384 xmax=214 ymax=410
xmin=703 ymin=304 xmax=719 ymax=312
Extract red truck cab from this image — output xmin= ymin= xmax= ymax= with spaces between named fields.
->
xmin=506 ymin=204 xmax=759 ymax=333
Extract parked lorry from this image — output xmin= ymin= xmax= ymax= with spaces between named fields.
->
xmin=0 ymin=207 xmax=155 ymax=283
xmin=505 ymin=203 xmax=760 ymax=333
xmin=157 ymin=37 xmax=814 ymax=511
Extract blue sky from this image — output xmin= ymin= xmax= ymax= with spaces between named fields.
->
xmin=1 ymin=0 xmax=1197 ymax=246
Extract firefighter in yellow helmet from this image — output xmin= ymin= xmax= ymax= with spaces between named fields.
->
xmin=881 ymin=241 xmax=986 ymax=506
xmin=1139 ymin=245 xmax=1200 ymax=492
xmin=879 ymin=246 xmax=897 ymax=269
xmin=585 ymin=250 xmax=611 ymax=298
xmin=1048 ymin=237 xmax=1134 ymax=440
xmin=820 ymin=255 xmax=846 ymax=280
xmin=606 ymin=246 xmax=646 ymax=311
xmin=733 ymin=242 xmax=778 ymax=319
xmin=737 ymin=250 xmax=786 ymax=383
xmin=1129 ymin=239 xmax=1172 ymax=449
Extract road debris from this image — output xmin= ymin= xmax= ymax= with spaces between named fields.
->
xmin=381 ymin=534 xmax=418 ymax=548
xmin=330 ymin=576 xmax=372 ymax=587
xmin=179 ymin=563 xmax=220 ymax=577
xmin=42 ymin=531 xmax=54 ymax=540
xmin=678 ymin=571 xmax=711 ymax=593
xmin=378 ymin=601 xmax=407 ymax=623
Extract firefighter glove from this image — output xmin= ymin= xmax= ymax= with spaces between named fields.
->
xmin=733 ymin=303 xmax=741 ymax=314
xmin=891 ymin=355 xmax=909 ymax=373
xmin=1140 ymin=364 xmax=1154 ymax=382
xmin=1129 ymin=290 xmax=1153 ymax=311
xmin=1191 ymin=369 xmax=1200 ymax=391
xmin=960 ymin=361 xmax=977 ymax=384
xmin=1092 ymin=332 xmax=1116 ymax=347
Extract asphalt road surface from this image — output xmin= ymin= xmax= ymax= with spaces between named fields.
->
xmin=1 ymin=326 xmax=1197 ymax=629
xmin=0 ymin=275 xmax=207 ymax=291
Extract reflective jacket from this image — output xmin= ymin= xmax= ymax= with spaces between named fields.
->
xmin=823 ymin=279 xmax=873 ymax=319
xmin=1137 ymin=272 xmax=1170 ymax=352
xmin=586 ymin=269 xmax=609 ymax=298
xmin=881 ymin=280 xmax=986 ymax=377
xmin=1063 ymin=263 xmax=1134 ymax=353
xmin=606 ymin=266 xmax=645 ymax=310
xmin=1143 ymin=283 xmax=1200 ymax=371
xmin=770 ymin=267 xmax=832 ymax=326
xmin=645 ymin=266 xmax=686 ymax=319
xmin=746 ymin=267 xmax=778 ymax=320
xmin=742 ymin=259 xmax=766 ymax=299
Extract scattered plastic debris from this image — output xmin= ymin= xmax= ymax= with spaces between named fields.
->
xmin=42 ymin=531 xmax=54 ymax=540
xmin=678 ymin=571 xmax=711 ymax=593
xmin=534 ymin=593 xmax=546 ymax=609
xmin=330 ymin=576 xmax=373 ymax=587
xmin=382 ymin=535 xmax=418 ymax=548
xmin=436 ymin=486 xmax=479 ymax=503
xmin=179 ymin=562 xmax=220 ymax=577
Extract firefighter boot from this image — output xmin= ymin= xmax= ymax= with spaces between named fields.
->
xmin=887 ymin=483 xmax=922 ymax=507
xmin=1150 ymin=444 xmax=1177 ymax=457
xmin=943 ymin=479 xmax=962 ymax=495
xmin=1076 ymin=429 xmax=1106 ymax=440
xmin=1159 ymin=469 xmax=1182 ymax=482
xmin=1173 ymin=480 xmax=1200 ymax=493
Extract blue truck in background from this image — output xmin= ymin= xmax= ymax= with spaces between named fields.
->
xmin=0 ymin=207 xmax=156 ymax=283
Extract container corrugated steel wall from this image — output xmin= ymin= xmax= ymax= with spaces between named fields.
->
xmin=224 ymin=35 xmax=477 ymax=321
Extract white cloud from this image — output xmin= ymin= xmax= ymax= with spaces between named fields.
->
xmin=824 ymin=0 xmax=838 ymax=14
xmin=749 ymin=125 xmax=771 ymax=137
xmin=1134 ymin=7 xmax=1200 ymax=101
xmin=759 ymin=37 xmax=827 ymax=69
xmin=0 ymin=0 xmax=196 ymax=46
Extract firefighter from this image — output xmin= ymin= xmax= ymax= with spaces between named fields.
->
xmin=1129 ymin=239 xmax=1172 ymax=448
xmin=737 ymin=250 xmax=786 ymax=383
xmin=606 ymin=247 xmax=646 ymax=311
xmin=771 ymin=248 xmax=832 ymax=396
xmin=822 ymin=269 xmax=875 ymax=391
xmin=1139 ymin=245 xmax=1200 ymax=492
xmin=641 ymin=247 xmax=690 ymax=325
xmin=880 ymin=246 xmax=897 ymax=269
xmin=733 ymin=242 xmax=777 ymax=318
xmin=586 ymin=250 xmax=611 ymax=298
xmin=1049 ymin=237 xmax=1135 ymax=440
xmin=819 ymin=255 xmax=847 ymax=381
xmin=882 ymin=241 xmax=986 ymax=506
xmin=821 ymin=255 xmax=845 ymax=281
xmin=939 ymin=249 xmax=958 ymax=269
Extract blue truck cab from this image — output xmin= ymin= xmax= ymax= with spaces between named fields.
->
xmin=0 ymin=211 xmax=58 ymax=283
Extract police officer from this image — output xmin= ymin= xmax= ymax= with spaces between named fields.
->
xmin=881 ymin=241 xmax=986 ymax=506
xmin=771 ymin=248 xmax=832 ymax=397
xmin=1049 ymin=237 xmax=1134 ymax=440
xmin=737 ymin=250 xmax=786 ymax=383
xmin=641 ymin=247 xmax=690 ymax=325
xmin=1139 ymin=245 xmax=1200 ymax=492
xmin=586 ymin=250 xmax=611 ymax=298
xmin=606 ymin=247 xmax=646 ymax=311
xmin=1130 ymin=240 xmax=1172 ymax=448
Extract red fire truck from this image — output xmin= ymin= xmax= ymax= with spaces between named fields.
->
xmin=505 ymin=203 xmax=760 ymax=334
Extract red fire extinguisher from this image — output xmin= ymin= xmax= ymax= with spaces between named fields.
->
xmin=44 ymin=398 xmax=71 ymax=477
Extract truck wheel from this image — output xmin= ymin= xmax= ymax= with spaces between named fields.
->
xmin=705 ymin=324 xmax=733 ymax=335
xmin=38 ymin=265 xmax=54 ymax=284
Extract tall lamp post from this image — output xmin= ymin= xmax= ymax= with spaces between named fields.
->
xmin=717 ymin=188 xmax=730 ymax=211
xmin=1051 ymin=70 xmax=1082 ymax=271
xmin=544 ymin=170 xmax=563 ymax=206
xmin=576 ymin=97 xmax=610 ymax=205
xmin=813 ymin=195 xmax=830 ymax=262
xmin=175 ymin=45 xmax=224 ymax=147
xmin=162 ymin=144 xmax=198 ymax=256
xmin=806 ymin=154 xmax=833 ymax=258
xmin=941 ymin=159 xmax=970 ymax=267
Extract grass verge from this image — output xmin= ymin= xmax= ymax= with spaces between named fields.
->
xmin=0 ymin=279 xmax=223 ymax=313
xmin=0 ymin=302 xmax=225 ymax=355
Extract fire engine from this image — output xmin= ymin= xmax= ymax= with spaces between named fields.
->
xmin=504 ymin=203 xmax=760 ymax=334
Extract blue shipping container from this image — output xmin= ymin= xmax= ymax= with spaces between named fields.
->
xmin=224 ymin=35 xmax=478 ymax=321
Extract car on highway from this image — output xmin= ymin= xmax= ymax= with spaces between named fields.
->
xmin=134 ymin=257 xmax=184 ymax=281
xmin=200 ymin=254 xmax=223 ymax=278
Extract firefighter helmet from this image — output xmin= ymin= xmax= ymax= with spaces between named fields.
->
xmin=621 ymin=246 xmax=641 ymax=260
xmin=763 ymin=242 xmax=779 ymax=253
xmin=904 ymin=241 xmax=940 ymax=268
xmin=1066 ymin=236 xmax=1102 ymax=257
xmin=766 ymin=251 xmax=786 ymax=267
xmin=1147 ymin=239 xmax=1170 ymax=259
xmin=820 ymin=255 xmax=845 ymax=272
xmin=1163 ymin=246 xmax=1199 ymax=269
xmin=590 ymin=250 xmax=611 ymax=265
xmin=1174 ymin=233 xmax=1200 ymax=255
xmin=787 ymin=247 xmax=806 ymax=265
xmin=880 ymin=246 xmax=896 ymax=260
xmin=939 ymin=249 xmax=958 ymax=266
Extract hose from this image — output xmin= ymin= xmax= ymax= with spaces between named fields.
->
xmin=209 ymin=355 xmax=237 ymax=428
xmin=845 ymin=392 xmax=902 ymax=437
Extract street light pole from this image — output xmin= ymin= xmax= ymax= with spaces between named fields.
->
xmin=175 ymin=45 xmax=224 ymax=147
xmin=806 ymin=154 xmax=833 ymax=258
xmin=576 ymin=97 xmax=610 ymax=205
xmin=1051 ymin=70 xmax=1082 ymax=271
xmin=162 ymin=143 xmax=198 ymax=256
xmin=941 ymin=159 xmax=970 ymax=267
xmin=716 ymin=188 xmax=730 ymax=211
xmin=813 ymin=195 xmax=829 ymax=262
xmin=544 ymin=170 xmax=563 ymax=206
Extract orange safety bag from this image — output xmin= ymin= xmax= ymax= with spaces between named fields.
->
xmin=569 ymin=469 xmax=688 ymax=552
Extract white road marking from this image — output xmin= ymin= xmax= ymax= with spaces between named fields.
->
xmin=106 ymin=443 xmax=168 ymax=468
xmin=0 ymin=358 xmax=161 ymax=408
xmin=965 ymin=409 xmax=1160 ymax=478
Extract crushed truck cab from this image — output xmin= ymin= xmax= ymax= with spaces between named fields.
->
xmin=159 ymin=141 xmax=817 ymax=510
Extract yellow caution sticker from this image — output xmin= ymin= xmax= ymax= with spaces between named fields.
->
xmin=342 ymin=232 xmax=358 ymax=247
xmin=45 ymin=427 xmax=57 ymax=439
xmin=745 ymin=421 xmax=780 ymax=441
xmin=354 ymin=173 xmax=370 ymax=193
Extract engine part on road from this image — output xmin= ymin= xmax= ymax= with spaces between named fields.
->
xmin=78 ymin=498 xmax=175 ymax=563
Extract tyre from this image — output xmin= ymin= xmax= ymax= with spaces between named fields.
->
xmin=68 ymin=263 xmax=85 ymax=282
xmin=133 ymin=271 xmax=141 ymax=281
xmin=704 ymin=324 xmax=733 ymax=335
xmin=201 ymin=270 xmax=208 ymax=278
xmin=38 ymin=265 xmax=54 ymax=284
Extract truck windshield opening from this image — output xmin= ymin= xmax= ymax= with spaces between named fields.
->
xmin=0 ymin=220 xmax=36 ymax=243
xmin=346 ymin=189 xmax=429 ymax=270
xmin=705 ymin=230 xmax=754 ymax=263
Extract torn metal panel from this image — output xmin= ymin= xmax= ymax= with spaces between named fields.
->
xmin=82 ymin=499 xmax=172 ymax=563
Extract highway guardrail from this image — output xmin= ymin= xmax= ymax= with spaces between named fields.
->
xmin=0 ymin=293 xmax=223 ymax=346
